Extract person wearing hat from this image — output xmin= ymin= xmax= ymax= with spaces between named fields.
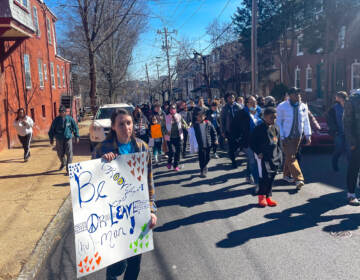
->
xmin=220 ymin=91 xmax=243 ymax=168
xmin=48 ymin=105 xmax=80 ymax=175
xmin=276 ymin=87 xmax=311 ymax=190
xmin=344 ymin=89 xmax=360 ymax=205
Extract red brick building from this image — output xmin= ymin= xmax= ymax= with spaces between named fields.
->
xmin=0 ymin=0 xmax=72 ymax=151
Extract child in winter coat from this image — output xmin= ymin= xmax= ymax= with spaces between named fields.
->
xmin=250 ymin=107 xmax=283 ymax=207
xmin=149 ymin=115 xmax=163 ymax=164
xmin=193 ymin=109 xmax=218 ymax=178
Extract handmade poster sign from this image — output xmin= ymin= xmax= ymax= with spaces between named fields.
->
xmin=68 ymin=152 xmax=154 ymax=278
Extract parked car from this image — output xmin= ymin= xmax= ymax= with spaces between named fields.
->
xmin=89 ymin=103 xmax=134 ymax=151
xmin=307 ymin=105 xmax=333 ymax=147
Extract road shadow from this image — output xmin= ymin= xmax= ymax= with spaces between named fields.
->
xmin=0 ymin=158 xmax=24 ymax=164
xmin=0 ymin=169 xmax=61 ymax=180
xmin=53 ymin=182 xmax=69 ymax=187
xmin=155 ymin=203 xmax=257 ymax=233
xmin=181 ymin=169 xmax=247 ymax=187
xmin=216 ymin=191 xmax=352 ymax=248
xmin=157 ymin=183 xmax=250 ymax=209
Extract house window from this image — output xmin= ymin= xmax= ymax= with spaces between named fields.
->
xmin=50 ymin=62 xmax=55 ymax=88
xmin=42 ymin=105 xmax=46 ymax=117
xmin=295 ymin=66 xmax=301 ymax=88
xmin=297 ymin=36 xmax=304 ymax=56
xmin=24 ymin=54 xmax=32 ymax=89
xmin=32 ymin=6 xmax=40 ymax=36
xmin=30 ymin=108 xmax=35 ymax=122
xmin=338 ymin=26 xmax=346 ymax=49
xmin=62 ymin=66 xmax=66 ymax=88
xmin=351 ymin=60 xmax=360 ymax=90
xmin=306 ymin=65 xmax=312 ymax=91
xmin=53 ymin=25 xmax=57 ymax=55
xmin=46 ymin=17 xmax=52 ymax=45
xmin=57 ymin=65 xmax=61 ymax=88
xmin=43 ymin=64 xmax=47 ymax=80
xmin=38 ymin=59 xmax=44 ymax=88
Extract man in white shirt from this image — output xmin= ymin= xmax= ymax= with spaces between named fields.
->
xmin=276 ymin=87 xmax=312 ymax=190
xmin=13 ymin=108 xmax=34 ymax=162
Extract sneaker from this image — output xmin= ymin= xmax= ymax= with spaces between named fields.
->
xmin=246 ymin=176 xmax=254 ymax=185
xmin=203 ymin=167 xmax=208 ymax=175
xmin=258 ymin=195 xmax=267 ymax=207
xmin=167 ymin=163 xmax=172 ymax=170
xmin=59 ymin=163 xmax=65 ymax=171
xmin=266 ymin=197 xmax=277 ymax=207
xmin=200 ymin=170 xmax=206 ymax=178
xmin=283 ymin=176 xmax=295 ymax=183
xmin=214 ymin=153 xmax=219 ymax=159
xmin=174 ymin=166 xmax=180 ymax=172
xmin=296 ymin=180 xmax=305 ymax=190
xmin=348 ymin=194 xmax=360 ymax=206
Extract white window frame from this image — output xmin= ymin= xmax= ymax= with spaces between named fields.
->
xmin=43 ymin=64 xmax=48 ymax=81
xmin=62 ymin=66 xmax=66 ymax=88
xmin=46 ymin=17 xmax=52 ymax=45
xmin=32 ymin=6 xmax=40 ymax=36
xmin=295 ymin=66 xmax=301 ymax=89
xmin=305 ymin=65 xmax=312 ymax=92
xmin=52 ymin=24 xmax=57 ymax=55
xmin=24 ymin=54 xmax=32 ymax=89
xmin=297 ymin=36 xmax=304 ymax=56
xmin=38 ymin=59 xmax=44 ymax=88
xmin=57 ymin=65 xmax=61 ymax=88
xmin=50 ymin=62 xmax=55 ymax=88
xmin=351 ymin=60 xmax=360 ymax=90
xmin=338 ymin=26 xmax=346 ymax=49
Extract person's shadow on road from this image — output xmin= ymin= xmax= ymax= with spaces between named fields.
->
xmin=216 ymin=191 xmax=357 ymax=248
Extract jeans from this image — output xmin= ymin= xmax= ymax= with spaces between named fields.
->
xmin=347 ymin=146 xmax=360 ymax=194
xmin=198 ymin=147 xmax=211 ymax=171
xmin=55 ymin=138 xmax=73 ymax=170
xmin=167 ymin=137 xmax=181 ymax=168
xmin=153 ymin=139 xmax=162 ymax=156
xmin=18 ymin=133 xmax=32 ymax=159
xmin=182 ymin=129 xmax=188 ymax=155
xmin=106 ymin=255 xmax=142 ymax=280
xmin=244 ymin=147 xmax=259 ymax=184
xmin=227 ymin=134 xmax=240 ymax=165
xmin=332 ymin=135 xmax=351 ymax=170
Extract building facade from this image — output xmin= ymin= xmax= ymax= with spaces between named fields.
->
xmin=0 ymin=0 xmax=72 ymax=151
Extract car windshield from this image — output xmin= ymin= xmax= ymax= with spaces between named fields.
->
xmin=95 ymin=107 xmax=133 ymax=120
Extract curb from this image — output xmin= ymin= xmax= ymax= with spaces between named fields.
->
xmin=17 ymin=195 xmax=73 ymax=280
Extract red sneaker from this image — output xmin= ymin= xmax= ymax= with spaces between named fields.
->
xmin=258 ymin=195 xmax=267 ymax=207
xmin=266 ymin=197 xmax=277 ymax=207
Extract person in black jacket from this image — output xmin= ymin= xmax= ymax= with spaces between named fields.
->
xmin=250 ymin=107 xmax=283 ymax=207
xmin=206 ymin=101 xmax=221 ymax=158
xmin=193 ymin=109 xmax=218 ymax=178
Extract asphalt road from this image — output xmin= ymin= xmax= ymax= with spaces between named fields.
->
xmin=38 ymin=148 xmax=360 ymax=280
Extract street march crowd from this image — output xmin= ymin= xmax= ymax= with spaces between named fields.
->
xmin=11 ymin=87 xmax=360 ymax=279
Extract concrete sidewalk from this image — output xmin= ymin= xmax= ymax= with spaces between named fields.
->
xmin=0 ymin=122 xmax=91 ymax=280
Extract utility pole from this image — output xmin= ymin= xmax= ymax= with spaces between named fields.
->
xmin=193 ymin=50 xmax=212 ymax=100
xmin=157 ymin=27 xmax=177 ymax=101
xmin=145 ymin=64 xmax=152 ymax=103
xmin=251 ymin=0 xmax=258 ymax=96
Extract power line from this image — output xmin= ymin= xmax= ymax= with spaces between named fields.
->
xmin=176 ymin=0 xmax=206 ymax=31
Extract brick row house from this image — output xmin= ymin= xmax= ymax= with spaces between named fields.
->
xmin=0 ymin=0 xmax=72 ymax=151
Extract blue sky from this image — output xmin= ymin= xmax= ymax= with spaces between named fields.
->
xmin=46 ymin=0 xmax=240 ymax=79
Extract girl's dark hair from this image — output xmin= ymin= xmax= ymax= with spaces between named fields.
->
xmin=108 ymin=109 xmax=134 ymax=140
xmin=16 ymin=108 xmax=25 ymax=121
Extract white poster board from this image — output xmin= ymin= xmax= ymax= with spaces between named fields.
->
xmin=68 ymin=152 xmax=154 ymax=278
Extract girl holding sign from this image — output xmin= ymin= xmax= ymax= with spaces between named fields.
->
xmin=93 ymin=109 xmax=157 ymax=280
